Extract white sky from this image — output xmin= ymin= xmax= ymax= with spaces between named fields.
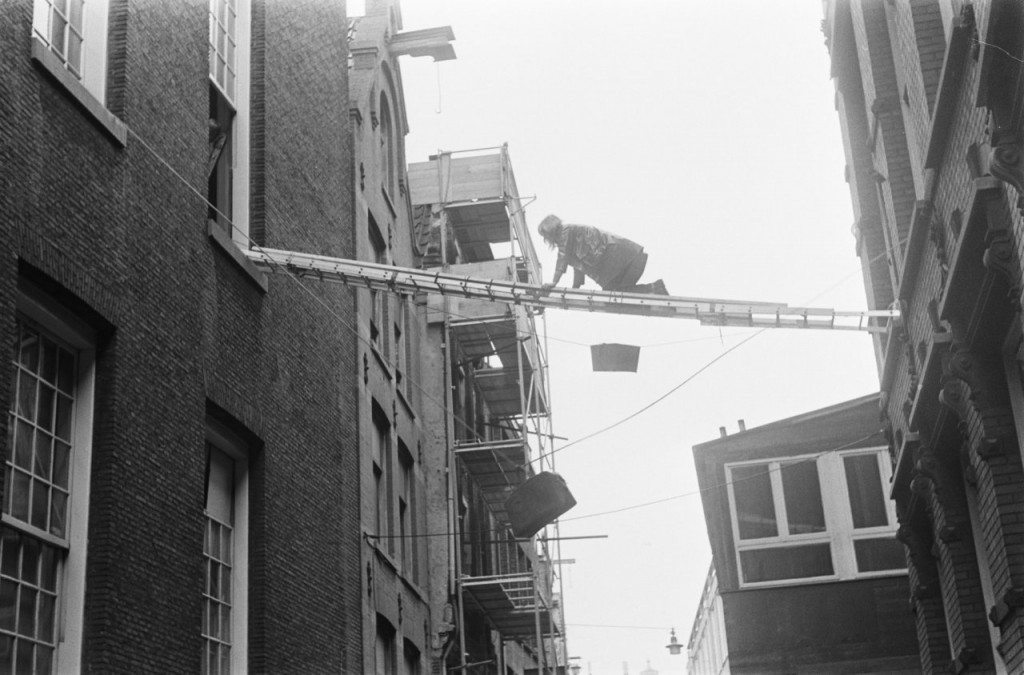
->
xmin=397 ymin=2 xmax=882 ymax=673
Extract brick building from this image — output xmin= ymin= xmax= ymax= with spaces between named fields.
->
xmin=825 ymin=0 xmax=1024 ymax=672
xmin=0 ymin=0 xmax=363 ymax=672
xmin=347 ymin=1 xmax=454 ymax=672
xmin=690 ymin=395 xmax=919 ymax=674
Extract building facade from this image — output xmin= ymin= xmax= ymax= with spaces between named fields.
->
xmin=691 ymin=395 xmax=920 ymax=674
xmin=347 ymin=2 xmax=454 ymax=673
xmin=825 ymin=0 xmax=1024 ymax=672
xmin=0 ymin=0 xmax=362 ymax=672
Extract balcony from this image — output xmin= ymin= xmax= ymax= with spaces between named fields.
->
xmin=455 ymin=438 xmax=530 ymax=524
xmin=408 ymin=146 xmax=541 ymax=282
xmin=461 ymin=538 xmax=561 ymax=638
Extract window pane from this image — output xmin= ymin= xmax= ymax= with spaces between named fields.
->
xmin=844 ymin=454 xmax=888 ymax=528
xmin=206 ymin=448 xmax=234 ymax=524
xmin=731 ymin=464 xmax=778 ymax=539
xmin=740 ymin=544 xmax=834 ymax=583
xmin=854 ymin=537 xmax=906 ymax=572
xmin=779 ymin=460 xmax=825 ymax=534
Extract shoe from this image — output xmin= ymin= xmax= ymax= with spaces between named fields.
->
xmin=652 ymin=279 xmax=669 ymax=295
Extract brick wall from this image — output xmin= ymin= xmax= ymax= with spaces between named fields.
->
xmin=0 ymin=0 xmax=362 ymax=672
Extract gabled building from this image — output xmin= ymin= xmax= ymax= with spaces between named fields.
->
xmin=690 ymin=395 xmax=919 ymax=674
xmin=347 ymin=1 xmax=455 ymax=672
xmin=825 ymin=0 xmax=1024 ymax=671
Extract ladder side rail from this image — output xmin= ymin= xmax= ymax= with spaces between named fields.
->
xmin=243 ymin=248 xmax=899 ymax=332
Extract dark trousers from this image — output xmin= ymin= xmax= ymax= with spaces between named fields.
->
xmin=600 ymin=245 xmax=648 ymax=291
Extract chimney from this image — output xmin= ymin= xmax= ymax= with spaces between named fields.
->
xmin=719 ymin=426 xmax=727 ymax=438
xmin=738 ymin=419 xmax=746 ymax=432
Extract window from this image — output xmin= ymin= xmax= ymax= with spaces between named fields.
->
xmin=208 ymin=0 xmax=250 ymax=246
xmin=727 ymin=448 xmax=903 ymax=586
xmin=32 ymin=0 xmax=109 ymax=101
xmin=375 ymin=616 xmax=396 ymax=675
xmin=1 ymin=285 xmax=95 ymax=673
xmin=379 ymin=93 xmax=395 ymax=197
xmin=394 ymin=299 xmax=409 ymax=392
xmin=368 ymin=215 xmax=388 ymax=351
xmin=398 ymin=441 xmax=416 ymax=578
xmin=402 ymin=639 xmax=421 ymax=675
xmin=202 ymin=420 xmax=249 ymax=675
xmin=371 ymin=403 xmax=393 ymax=555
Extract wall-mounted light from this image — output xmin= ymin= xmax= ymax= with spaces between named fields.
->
xmin=666 ymin=627 xmax=682 ymax=656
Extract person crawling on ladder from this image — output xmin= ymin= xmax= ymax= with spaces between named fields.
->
xmin=537 ymin=214 xmax=669 ymax=295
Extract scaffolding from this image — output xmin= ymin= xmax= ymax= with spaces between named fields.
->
xmin=408 ymin=145 xmax=565 ymax=674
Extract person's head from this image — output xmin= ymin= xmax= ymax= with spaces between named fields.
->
xmin=538 ymin=214 xmax=562 ymax=249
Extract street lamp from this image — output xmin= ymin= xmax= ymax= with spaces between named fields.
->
xmin=666 ymin=627 xmax=682 ymax=656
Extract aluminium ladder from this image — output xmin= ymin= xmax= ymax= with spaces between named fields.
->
xmin=243 ymin=247 xmax=899 ymax=333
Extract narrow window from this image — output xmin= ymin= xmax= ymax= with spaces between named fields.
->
xmin=394 ymin=298 xmax=408 ymax=392
xmin=1 ymin=285 xmax=96 ymax=673
xmin=372 ymin=403 xmax=393 ymax=554
xmin=402 ymin=639 xmax=421 ymax=675
xmin=379 ymin=93 xmax=395 ymax=197
xmin=207 ymin=0 xmax=250 ymax=246
xmin=398 ymin=441 xmax=415 ymax=578
xmin=202 ymin=421 xmax=249 ymax=675
xmin=375 ymin=616 xmax=396 ymax=675
xmin=369 ymin=214 xmax=388 ymax=351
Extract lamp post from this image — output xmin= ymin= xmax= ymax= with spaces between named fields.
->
xmin=665 ymin=627 xmax=682 ymax=656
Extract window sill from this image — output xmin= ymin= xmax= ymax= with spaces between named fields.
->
xmin=736 ymin=568 xmax=907 ymax=590
xmin=400 ymin=573 xmax=428 ymax=603
xmin=369 ymin=345 xmax=394 ymax=379
xmin=396 ymin=386 xmax=415 ymax=419
xmin=370 ymin=536 xmax=399 ymax=571
xmin=207 ymin=221 xmax=269 ymax=293
xmin=31 ymin=37 xmax=127 ymax=146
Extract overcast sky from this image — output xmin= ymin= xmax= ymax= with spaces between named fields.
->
xmin=395 ymin=2 xmax=881 ymax=673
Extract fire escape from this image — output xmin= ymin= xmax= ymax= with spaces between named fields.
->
xmin=408 ymin=145 xmax=565 ymax=672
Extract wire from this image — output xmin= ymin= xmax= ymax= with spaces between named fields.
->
xmin=125 ymin=121 xmax=898 ymax=527
xmin=125 ymin=124 xmax=486 ymax=444
xmin=560 ymin=430 xmax=884 ymax=523
xmin=358 ymin=429 xmax=884 ymax=538
xmin=528 ymin=329 xmax=766 ymax=467
xmin=975 ymin=38 xmax=1024 ymax=65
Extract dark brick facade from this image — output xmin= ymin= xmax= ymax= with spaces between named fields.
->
xmin=0 ymin=0 xmax=361 ymax=672
xmin=826 ymin=0 xmax=1024 ymax=672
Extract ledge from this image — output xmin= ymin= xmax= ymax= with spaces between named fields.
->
xmin=207 ymin=221 xmax=268 ymax=293
xmin=389 ymin=26 xmax=456 ymax=62
xmin=31 ymin=37 xmax=127 ymax=146
xmin=923 ymin=12 xmax=973 ymax=169
xmin=396 ymin=386 xmax=415 ymax=420
xmin=369 ymin=345 xmax=394 ymax=380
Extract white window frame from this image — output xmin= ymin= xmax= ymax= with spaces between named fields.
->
xmin=203 ymin=418 xmax=249 ymax=675
xmin=32 ymin=0 xmax=109 ymax=102
xmin=726 ymin=446 xmax=901 ymax=588
xmin=2 ymin=282 xmax=96 ymax=673
xmin=208 ymin=0 xmax=250 ymax=247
